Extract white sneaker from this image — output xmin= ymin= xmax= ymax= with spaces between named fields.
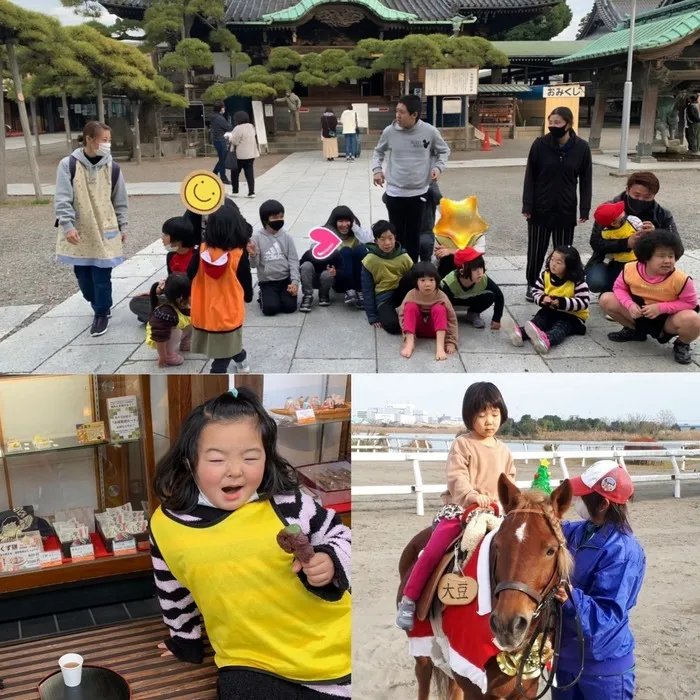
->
xmin=234 ymin=359 xmax=250 ymax=373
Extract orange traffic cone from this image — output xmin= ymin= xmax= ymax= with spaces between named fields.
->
xmin=495 ymin=127 xmax=503 ymax=145
xmin=481 ymin=128 xmax=491 ymax=151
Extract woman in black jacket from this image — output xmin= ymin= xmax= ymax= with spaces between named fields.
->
xmin=522 ymin=106 xmax=593 ymax=301
xmin=586 ymin=171 xmax=680 ymax=293
xmin=321 ymin=107 xmax=339 ymax=161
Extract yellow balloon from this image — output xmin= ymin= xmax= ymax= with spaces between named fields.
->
xmin=433 ymin=196 xmax=488 ymax=250
xmin=180 ymin=170 xmax=226 ymax=216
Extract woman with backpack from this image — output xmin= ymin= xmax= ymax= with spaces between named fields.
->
xmin=54 ymin=121 xmax=129 ymax=337
xmin=321 ymin=107 xmax=339 ymax=161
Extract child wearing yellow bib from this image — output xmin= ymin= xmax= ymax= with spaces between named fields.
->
xmin=505 ymin=245 xmax=590 ymax=355
xmin=146 ymin=273 xmax=192 ymax=368
xmin=150 ymin=389 xmax=351 ymax=700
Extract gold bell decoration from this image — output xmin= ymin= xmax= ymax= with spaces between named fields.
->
xmin=496 ymin=634 xmax=554 ymax=680
xmin=433 ymin=196 xmax=489 ymax=251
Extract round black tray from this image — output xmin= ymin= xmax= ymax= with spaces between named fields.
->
xmin=38 ymin=665 xmax=131 ymax=700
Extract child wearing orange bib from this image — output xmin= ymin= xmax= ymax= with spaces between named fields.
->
xmin=150 ymin=389 xmax=351 ymax=700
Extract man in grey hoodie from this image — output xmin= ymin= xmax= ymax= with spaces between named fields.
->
xmin=372 ymin=94 xmax=450 ymax=263
xmin=248 ymin=199 xmax=301 ymax=316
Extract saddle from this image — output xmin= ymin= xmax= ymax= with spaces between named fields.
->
xmin=416 ymin=505 xmax=502 ymax=621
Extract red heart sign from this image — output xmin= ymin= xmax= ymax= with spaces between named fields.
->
xmin=309 ymin=227 xmax=342 ymax=260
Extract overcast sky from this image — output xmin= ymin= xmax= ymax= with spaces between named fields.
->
xmin=352 ymin=374 xmax=700 ymax=423
xmin=16 ymin=0 xmax=594 ymax=40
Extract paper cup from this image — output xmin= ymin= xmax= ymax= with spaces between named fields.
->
xmin=58 ymin=653 xmax=83 ymax=687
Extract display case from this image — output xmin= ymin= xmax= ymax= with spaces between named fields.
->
xmin=476 ymin=96 xmax=515 ymax=137
xmin=0 ymin=375 xmax=157 ymax=593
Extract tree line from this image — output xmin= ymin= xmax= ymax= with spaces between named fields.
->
xmin=498 ymin=411 xmax=681 ymax=437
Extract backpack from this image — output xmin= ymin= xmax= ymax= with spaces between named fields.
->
xmin=54 ymin=155 xmax=121 ymax=228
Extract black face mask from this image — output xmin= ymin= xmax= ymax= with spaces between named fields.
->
xmin=548 ymin=125 xmax=568 ymax=139
xmin=267 ymin=220 xmax=284 ymax=232
xmin=626 ymin=196 xmax=654 ymax=217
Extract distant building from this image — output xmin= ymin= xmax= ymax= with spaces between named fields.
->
xmin=678 ymin=422 xmax=700 ymax=431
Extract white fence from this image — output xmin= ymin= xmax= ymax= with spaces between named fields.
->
xmin=351 ymin=448 xmax=700 ymax=516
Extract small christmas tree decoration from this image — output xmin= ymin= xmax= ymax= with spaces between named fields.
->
xmin=531 ymin=459 xmax=553 ymax=495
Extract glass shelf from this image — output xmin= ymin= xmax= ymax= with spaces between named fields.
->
xmin=271 ymin=414 xmax=351 ymax=428
xmin=3 ymin=436 xmax=142 ymax=459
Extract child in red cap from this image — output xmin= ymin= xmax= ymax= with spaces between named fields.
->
xmin=553 ymin=460 xmax=646 ymax=700
xmin=440 ymin=247 xmax=504 ymax=330
xmin=588 ymin=201 xmax=644 ymax=294
xmin=504 ymin=245 xmax=590 ymax=354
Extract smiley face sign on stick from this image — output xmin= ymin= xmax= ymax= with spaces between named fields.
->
xmin=180 ymin=170 xmax=226 ymax=216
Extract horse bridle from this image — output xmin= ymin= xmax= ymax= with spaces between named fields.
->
xmin=491 ymin=508 xmax=563 ymax=616
xmin=490 ymin=507 xmax=585 ymax=700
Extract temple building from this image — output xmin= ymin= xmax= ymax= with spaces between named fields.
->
xmin=101 ymin=0 xmax=561 ymax=59
xmin=577 ymin=0 xmax=690 ymax=38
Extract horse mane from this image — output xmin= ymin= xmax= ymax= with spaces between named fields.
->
xmin=511 ymin=490 xmax=574 ymax=582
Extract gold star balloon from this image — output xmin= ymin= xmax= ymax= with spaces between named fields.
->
xmin=433 ymin=196 xmax=489 ymax=250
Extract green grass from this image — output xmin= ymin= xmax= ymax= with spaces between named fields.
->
xmin=1 ymin=198 xmax=52 ymax=206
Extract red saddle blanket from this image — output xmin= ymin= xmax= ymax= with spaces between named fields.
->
xmin=408 ymin=536 xmax=499 ymax=676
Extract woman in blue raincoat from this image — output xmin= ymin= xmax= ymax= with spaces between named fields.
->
xmin=553 ymin=460 xmax=646 ymax=700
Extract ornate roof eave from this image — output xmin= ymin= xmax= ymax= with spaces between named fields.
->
xmin=261 ymin=0 xmax=418 ymax=23
xmin=595 ymin=0 xmax=623 ymax=31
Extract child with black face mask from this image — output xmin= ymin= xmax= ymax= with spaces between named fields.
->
xmin=248 ymin=200 xmax=301 ymax=316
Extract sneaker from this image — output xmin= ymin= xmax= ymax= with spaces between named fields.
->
xmin=355 ymin=291 xmax=365 ymax=310
xmin=318 ymin=293 xmax=331 ymax=307
xmin=524 ymin=321 xmax=550 ymax=354
xmin=231 ymin=191 xmax=239 ymax=197
xmin=106 ymin=309 xmax=112 ymax=319
xmin=300 ymin=294 xmax=313 ymax=313
xmin=525 ymin=286 xmax=535 ymax=303
xmin=466 ymin=311 xmax=485 ymax=328
xmin=673 ymin=340 xmax=692 ymax=365
xmin=221 ymin=178 xmax=232 ymax=185
xmin=246 ymin=193 xmax=255 ymax=198
xmin=344 ymin=290 xmax=357 ymax=306
xmin=395 ymin=597 xmax=416 ymax=631
xmin=234 ymin=358 xmax=251 ymax=373
xmin=607 ymin=327 xmax=647 ymax=342
xmin=504 ymin=317 xmax=524 ymax=347
xmin=605 ymin=314 xmax=615 ymax=321
xmin=90 ymin=315 xmax=109 ymax=337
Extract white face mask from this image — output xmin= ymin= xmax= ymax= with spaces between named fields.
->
xmin=97 ymin=142 xmax=112 ymax=156
xmin=197 ymin=490 xmax=216 ymax=508
xmin=574 ymin=497 xmax=590 ymax=521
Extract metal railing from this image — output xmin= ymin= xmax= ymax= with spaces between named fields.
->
xmin=351 ymin=448 xmax=700 ymax=516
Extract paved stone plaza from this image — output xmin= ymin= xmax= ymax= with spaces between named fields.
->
xmin=1 ymin=150 xmax=699 ymax=374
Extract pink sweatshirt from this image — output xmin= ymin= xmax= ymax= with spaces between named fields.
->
xmin=613 ymin=263 xmax=698 ymax=315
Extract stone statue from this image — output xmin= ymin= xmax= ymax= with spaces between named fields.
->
xmin=655 ymin=94 xmax=680 ymax=147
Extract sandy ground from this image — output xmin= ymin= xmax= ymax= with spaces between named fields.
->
xmin=352 ymin=458 xmax=700 ymax=700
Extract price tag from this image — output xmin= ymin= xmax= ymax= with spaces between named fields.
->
xmin=70 ymin=543 xmax=95 ymax=562
xmin=113 ymin=538 xmax=137 ymax=556
xmin=0 ymin=542 xmax=41 ymax=572
xmin=295 ymin=408 xmax=316 ymax=425
xmin=39 ymin=550 xmax=63 ymax=568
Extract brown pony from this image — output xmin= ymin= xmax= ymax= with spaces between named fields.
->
xmin=397 ymin=474 xmax=573 ymax=700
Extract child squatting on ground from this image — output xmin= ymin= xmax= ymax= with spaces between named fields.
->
xmin=150 ymin=389 xmax=351 ymax=700
xmin=188 ymin=202 xmax=253 ymax=374
xmin=600 ymin=229 xmax=700 ymax=365
xmin=130 ymin=216 xmax=199 ymax=324
xmin=439 ymin=247 xmax=504 ymax=330
xmin=552 ymin=460 xmax=646 ymax=700
xmin=361 ymin=220 xmax=413 ymax=334
xmin=248 ymin=200 xmax=300 ymax=317
xmin=398 ymin=262 xmax=459 ymax=361
xmin=146 ymin=273 xmax=192 ymax=368
xmin=396 ymin=382 xmax=515 ymax=631
xmin=506 ymin=245 xmax=590 ymax=355
xmin=299 ymin=206 xmax=372 ymax=312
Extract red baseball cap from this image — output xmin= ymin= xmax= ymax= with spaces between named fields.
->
xmin=569 ymin=460 xmax=634 ymax=505
xmin=454 ymin=247 xmax=481 ymax=267
xmin=594 ymin=201 xmax=626 ymax=228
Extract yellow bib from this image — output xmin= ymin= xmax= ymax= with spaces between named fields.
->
xmin=601 ymin=220 xmax=637 ymax=263
xmin=544 ymin=271 xmax=589 ymax=321
xmin=150 ymin=502 xmax=351 ymax=683
xmin=145 ymin=306 xmax=190 ymax=349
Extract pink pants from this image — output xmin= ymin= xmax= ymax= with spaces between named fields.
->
xmin=404 ymin=517 xmax=462 ymax=601
xmin=402 ymin=302 xmax=448 ymax=338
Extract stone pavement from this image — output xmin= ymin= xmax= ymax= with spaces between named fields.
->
xmin=1 ymin=151 xmax=700 ymax=375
